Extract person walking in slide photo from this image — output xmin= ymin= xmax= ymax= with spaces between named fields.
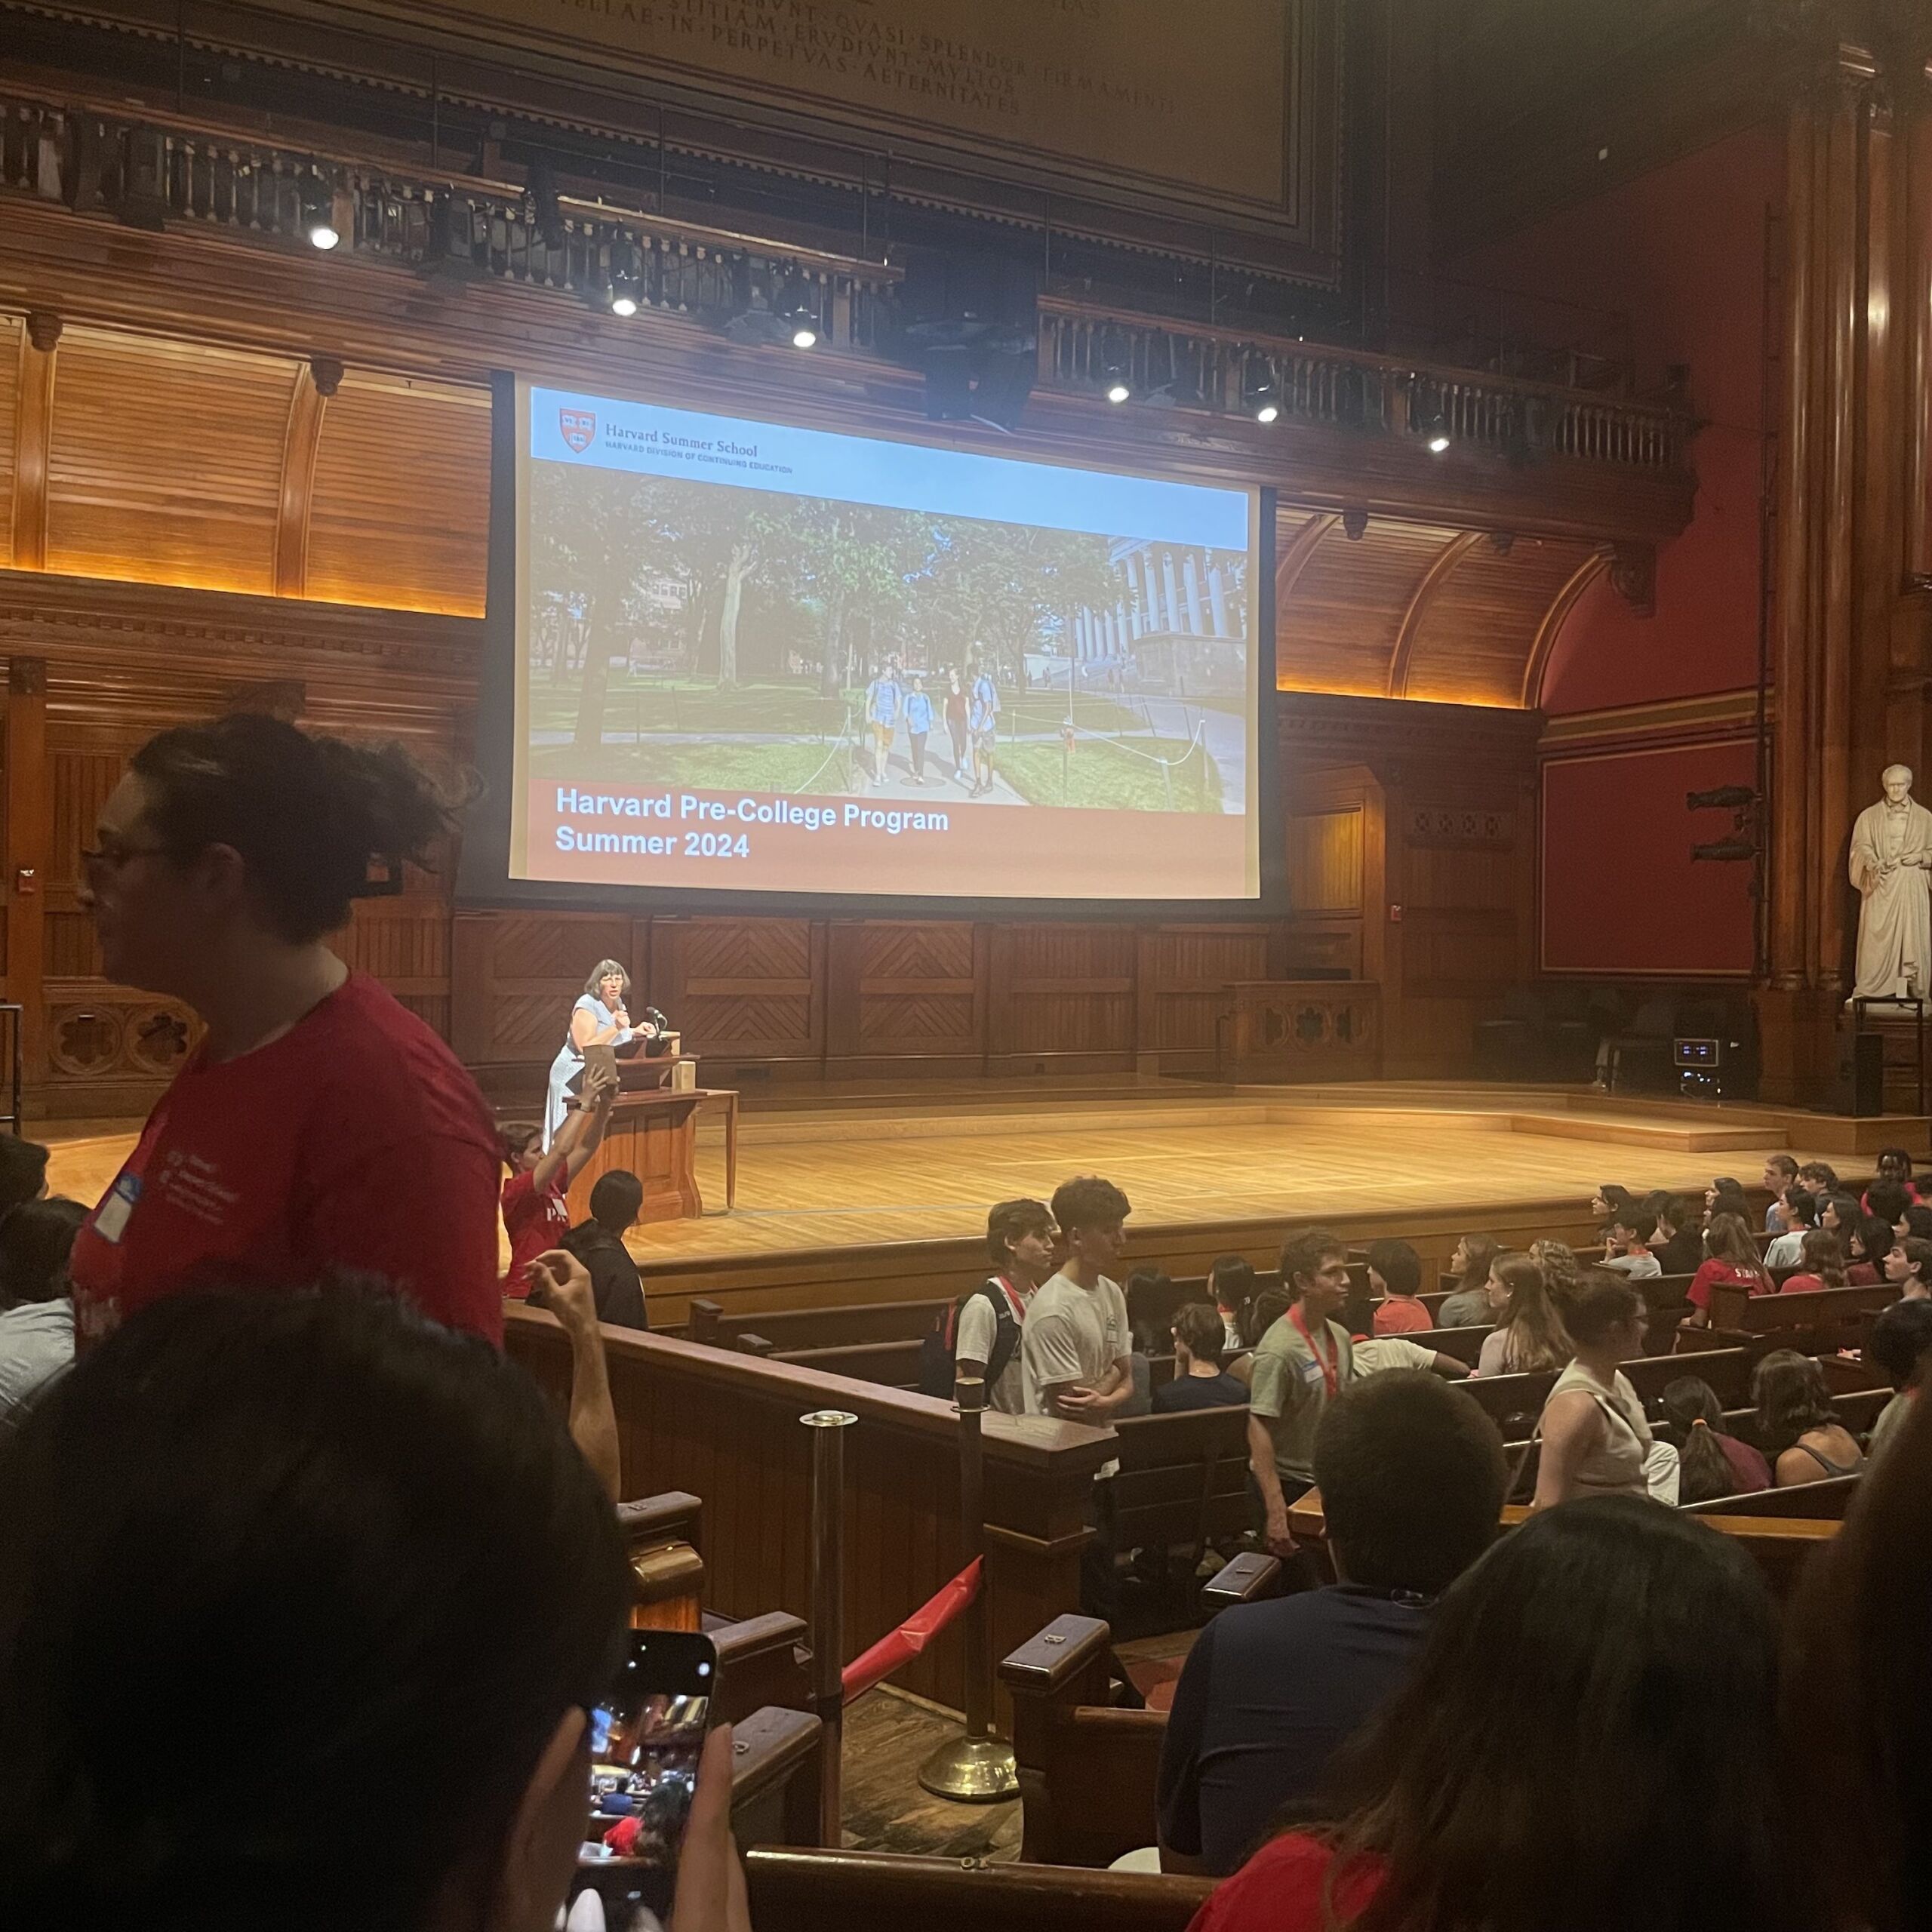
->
xmin=944 ymin=666 xmax=971 ymax=784
xmin=864 ymin=659 xmax=903 ymax=789
xmin=903 ymin=673 xmax=934 ymax=786
xmin=968 ymin=655 xmax=1001 ymax=798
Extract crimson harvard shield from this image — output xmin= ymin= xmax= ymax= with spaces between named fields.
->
xmin=559 ymin=408 xmax=595 ymax=454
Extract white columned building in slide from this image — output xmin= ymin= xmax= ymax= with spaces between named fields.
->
xmin=1052 ymin=540 xmax=1250 ymax=696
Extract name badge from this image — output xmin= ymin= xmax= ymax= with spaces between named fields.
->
xmin=1297 ymin=1356 xmax=1326 ymax=1386
xmin=91 ymin=1171 xmax=143 ymax=1245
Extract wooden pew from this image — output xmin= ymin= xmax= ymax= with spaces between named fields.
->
xmin=1111 ymin=1405 xmax=1255 ymax=1571
xmin=690 ymin=1294 xmax=947 ymax=1352
xmin=998 ymin=1558 xmax=1279 ymax=1869
xmin=1704 ymin=1280 xmax=1895 ymax=1355
xmin=745 ymin=1848 xmax=1214 ymax=1932
xmin=771 ymin=1337 xmax=924 ymax=1387
xmin=620 ymin=1489 xmax=705 ymax=1631
xmin=1681 ymin=1475 xmax=1861 ymax=1519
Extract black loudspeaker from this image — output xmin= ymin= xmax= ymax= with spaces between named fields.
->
xmin=894 ymin=248 xmax=1038 ymax=432
xmin=1838 ymin=1029 xmax=1884 ymax=1117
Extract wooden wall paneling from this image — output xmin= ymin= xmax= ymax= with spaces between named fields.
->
xmin=989 ymin=921 xmax=1138 ymax=1073
xmin=303 ymin=368 xmax=491 ymax=616
xmin=1386 ymin=530 xmax=1484 ymax=697
xmin=1521 ymin=549 xmax=1611 ymax=706
xmin=8 ymin=311 xmax=58 ymax=574
xmin=845 ymin=920 xmax=983 ymax=1072
xmin=271 ymin=355 xmax=342 ymax=599
xmin=45 ymin=327 xmax=291 ymax=595
xmin=1283 ymin=761 xmax=1383 ymax=983
xmin=1284 ymin=804 xmax=1364 ymax=912
xmin=0 ymin=311 xmax=20 ymax=570
xmin=1277 ymin=518 xmax=1465 ymax=699
xmin=655 ymin=915 xmax=823 ymax=1079
xmin=486 ymin=909 xmax=638 ymax=1067
xmin=1140 ymin=925 xmax=1274 ymax=1072
xmin=5 ymin=658 xmax=46 ymax=1078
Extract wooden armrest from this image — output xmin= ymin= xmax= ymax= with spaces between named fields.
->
xmin=685 ymin=1298 xmax=725 ymax=1345
xmin=1201 ymin=1551 xmax=1279 ymax=1608
xmin=729 ymin=1705 xmax=821 ymax=1798
xmin=617 ymin=1490 xmax=703 ymax=1548
xmin=712 ymin=1611 xmax=812 ymax=1723
xmin=739 ymin=1334 xmax=775 ymax=1357
xmin=998 ymin=1613 xmax=1112 ymax=1694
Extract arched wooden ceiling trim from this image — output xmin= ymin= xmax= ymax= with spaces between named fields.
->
xmin=1386 ymin=530 xmax=1485 ymax=698
xmin=1274 ymin=509 xmax=1339 ymax=608
xmin=1521 ymin=549 xmax=1612 ymax=708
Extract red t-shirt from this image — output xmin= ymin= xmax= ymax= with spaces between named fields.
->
xmin=1373 ymin=1296 xmax=1435 ymax=1335
xmin=1687 ymin=1258 xmax=1769 ymax=1312
xmin=1780 ymin=1272 xmax=1835 ymax=1296
xmin=69 ymin=973 xmax=503 ymax=1348
xmin=501 ymin=1166 xmax=571 ymax=1300
xmin=1186 ymin=1832 xmax=1384 ymax=1932
xmin=1718 ymin=1431 xmax=1773 ymax=1493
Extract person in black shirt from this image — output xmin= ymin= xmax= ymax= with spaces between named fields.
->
xmin=1156 ymin=1371 xmax=1506 ymax=1875
xmin=1154 ymin=1302 xmax=1248 ymax=1412
xmin=1651 ymin=1194 xmax=1705 ymax=1278
xmin=561 ymin=1171 xmax=648 ymax=1331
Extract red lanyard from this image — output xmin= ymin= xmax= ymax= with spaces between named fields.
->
xmin=1290 ymin=1302 xmax=1339 ymax=1396
xmin=992 ymin=1272 xmax=1029 ymax=1320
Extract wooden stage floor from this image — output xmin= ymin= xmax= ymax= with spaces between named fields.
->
xmin=43 ymin=1078 xmax=1924 ymax=1276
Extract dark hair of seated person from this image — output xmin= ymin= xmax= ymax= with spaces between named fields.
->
xmin=1241 ymin=1284 xmax=1292 ymax=1350
xmin=1868 ymin=1298 xmax=1932 ymax=1389
xmin=1751 ymin=1347 xmax=1838 ymax=1456
xmin=1171 ymin=1299 xmax=1228 ymax=1370
xmin=1785 ymin=1187 xmax=1820 ymax=1228
xmin=1314 ymin=1497 xmax=1805 ymax=1932
xmin=1909 ymin=1203 xmax=1932 ymax=1243
xmin=1312 ymin=1371 xmax=1505 ymax=1598
xmin=0 ymin=1196 xmax=87 ymax=1306
xmin=1786 ymin=1371 xmax=1932 ymax=1930
xmin=1867 ymin=1178 xmax=1910 ymax=1229
xmin=1364 ymin=1238 xmax=1420 ymax=1300
xmin=587 ymin=1168 xmax=645 ymax=1232
xmin=1660 ymin=1376 xmax=1744 ymax=1505
xmin=0 ymin=1134 xmax=49 ymax=1218
xmin=0 ymin=1287 xmax=630 ymax=1932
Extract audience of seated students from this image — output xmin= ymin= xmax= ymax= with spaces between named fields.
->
xmin=559 ymin=1170 xmax=649 ymax=1331
xmin=1158 ymin=1373 xmax=1506 ymax=1876
xmin=946 ymin=1195 xmax=1054 ymax=1414
xmin=1600 ymin=1208 xmax=1662 ymax=1279
xmin=1762 ymin=1152 xmax=1800 ymax=1229
xmin=1752 ymin=1348 xmax=1866 ymax=1487
xmin=1684 ymin=1211 xmax=1775 ymax=1325
xmin=1023 ymin=1175 xmax=1136 ymax=1620
xmin=0 ymin=1196 xmax=88 ymax=1435
xmin=1863 ymin=1298 xmax=1932 ymax=1466
xmin=1186 ymin=1497 xmax=1801 ymax=1932
xmin=1766 ymin=1187 xmax=1818 ymax=1268
xmin=1120 ymin=1268 xmax=1175 ymax=1417
xmin=500 ymin=1062 xmax=617 ymax=1301
xmin=1247 ymin=1229 xmax=1356 ymax=1561
xmin=1153 ymin=1302 xmax=1251 ymax=1413
xmin=1661 ymin=1375 xmax=1771 ymax=1500
xmin=1650 ymin=1194 xmax=1704 ymax=1276
xmin=1781 ymin=1227 xmax=1850 ymax=1295
xmin=1364 ymin=1238 xmax=1432 ymax=1334
xmin=1884 ymin=1234 xmax=1932 ymax=1300
xmin=1208 ymin=1254 xmax=1258 ymax=1355
xmin=1437 ymin=1233 xmax=1500 ymax=1328
xmin=0 ymin=1287 xmax=750 ymax=1932
xmin=1474 ymin=1253 xmax=1571 ymax=1377
xmin=1532 ymin=1274 xmax=1657 ymax=1506
xmin=1869 ymin=1145 xmax=1919 ymax=1208
xmin=63 ymin=715 xmax=505 ymax=1349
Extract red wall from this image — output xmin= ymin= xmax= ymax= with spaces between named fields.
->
xmin=1454 ymin=127 xmax=1781 ymax=977
xmin=1540 ymin=738 xmax=1758 ymax=975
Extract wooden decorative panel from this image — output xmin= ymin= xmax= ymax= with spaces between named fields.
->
xmin=494 ymin=915 xmax=633 ymax=984
xmin=45 ymin=327 xmax=292 ymax=595
xmin=992 ymin=922 xmax=1137 ymax=1061
xmin=305 ymin=371 xmax=490 ymax=616
xmin=0 ymin=309 xmax=19 ymax=571
xmin=1278 ymin=514 xmax=1463 ymax=699
xmin=1286 ymin=808 xmax=1364 ymax=912
xmin=656 ymin=917 xmax=818 ymax=1059
xmin=855 ymin=921 xmax=978 ymax=1051
xmin=1398 ymin=537 xmax=1598 ymax=708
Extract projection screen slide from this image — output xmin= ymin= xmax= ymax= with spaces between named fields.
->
xmin=511 ymin=380 xmax=1262 ymax=903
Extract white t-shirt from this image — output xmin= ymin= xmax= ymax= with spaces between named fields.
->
xmin=1352 ymin=1335 xmax=1437 ymax=1377
xmin=0 ymin=1297 xmax=74 ymax=1431
xmin=1602 ymin=1249 xmax=1662 ymax=1280
xmin=1021 ymin=1270 xmax=1131 ymax=1450
xmin=1765 ymin=1230 xmax=1807 ymax=1269
xmin=954 ymin=1275 xmax=1034 ymax=1415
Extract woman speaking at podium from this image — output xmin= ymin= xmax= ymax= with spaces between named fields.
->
xmin=543 ymin=959 xmax=651 ymax=1149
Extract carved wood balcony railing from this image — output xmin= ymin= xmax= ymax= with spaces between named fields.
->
xmin=1035 ymin=298 xmax=1689 ymax=473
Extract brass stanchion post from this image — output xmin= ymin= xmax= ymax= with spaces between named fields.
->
xmin=802 ymin=1407 xmax=857 ymax=1845
xmin=917 ymin=1373 xmax=1019 ymax=1800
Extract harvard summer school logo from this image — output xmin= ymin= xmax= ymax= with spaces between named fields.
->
xmin=559 ymin=408 xmax=596 ymax=454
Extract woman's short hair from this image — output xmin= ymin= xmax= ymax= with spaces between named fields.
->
xmin=1365 ymin=1238 xmax=1420 ymax=1299
xmin=1242 ymin=1285 xmax=1292 ymax=1350
xmin=1800 ymin=1228 xmax=1848 ymax=1285
xmin=1752 ymin=1347 xmax=1838 ymax=1451
xmin=583 ymin=958 xmax=632 ymax=997
xmin=1563 ymin=1272 xmax=1642 ymax=1347
xmin=1867 ymin=1300 xmax=1932 ymax=1386
xmin=130 ymin=714 xmax=457 ymax=946
xmin=0 ymin=1288 xmax=630 ymax=1931
xmin=1171 ymin=1300 xmax=1226 ymax=1367
xmin=1326 ymin=1497 xmax=1796 ymax=1932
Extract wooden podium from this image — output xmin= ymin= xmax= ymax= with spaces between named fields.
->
xmin=568 ymin=1088 xmax=705 ymax=1226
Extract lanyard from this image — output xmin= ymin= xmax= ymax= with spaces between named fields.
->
xmin=1290 ymin=1302 xmax=1339 ymax=1397
xmin=990 ymin=1272 xmax=1029 ymax=1321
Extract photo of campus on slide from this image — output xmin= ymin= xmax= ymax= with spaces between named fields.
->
xmin=524 ymin=464 xmax=1252 ymax=816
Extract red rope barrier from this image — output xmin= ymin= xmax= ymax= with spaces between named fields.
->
xmin=839 ymin=1557 xmax=982 ymax=1705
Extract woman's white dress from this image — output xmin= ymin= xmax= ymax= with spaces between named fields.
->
xmin=543 ymin=995 xmax=633 ymax=1149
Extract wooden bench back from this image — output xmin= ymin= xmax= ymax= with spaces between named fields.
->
xmin=1110 ymin=1405 xmax=1254 ymax=1558
xmin=1705 ymin=1281 xmax=1894 ymax=1357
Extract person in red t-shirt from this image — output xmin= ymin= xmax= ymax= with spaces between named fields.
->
xmin=1682 ymin=1210 xmax=1774 ymax=1327
xmin=1364 ymin=1237 xmax=1433 ymax=1335
xmin=501 ymin=1063 xmax=617 ymax=1299
xmin=66 ymin=715 xmax=503 ymax=1348
xmin=1186 ymin=1498 xmax=1791 ymax=1932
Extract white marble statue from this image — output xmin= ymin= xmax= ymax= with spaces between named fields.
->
xmin=1850 ymin=764 xmax=1932 ymax=1001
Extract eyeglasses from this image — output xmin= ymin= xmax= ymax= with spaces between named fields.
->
xmin=79 ymin=843 xmax=175 ymax=882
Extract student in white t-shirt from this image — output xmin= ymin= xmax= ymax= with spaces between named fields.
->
xmin=1022 ymin=1174 xmax=1136 ymax=1622
xmin=955 ymin=1197 xmax=1055 ymax=1415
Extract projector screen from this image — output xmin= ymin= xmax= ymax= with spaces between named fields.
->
xmin=506 ymin=380 xmax=1264 ymax=904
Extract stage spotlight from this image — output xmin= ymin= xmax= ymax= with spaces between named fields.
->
xmin=1244 ymin=364 xmax=1280 ymax=424
xmin=1427 ymin=431 xmax=1451 ymax=454
xmin=608 ymin=235 xmax=642 ymax=317
xmin=792 ymin=325 xmax=818 ymax=349
xmin=611 ymin=287 xmax=639 ymax=318
xmin=302 ymin=177 xmax=340 ymax=251
xmin=1420 ymin=408 xmax=1451 ymax=454
xmin=1104 ymin=364 xmax=1131 ymax=404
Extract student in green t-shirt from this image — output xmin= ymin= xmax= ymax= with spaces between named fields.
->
xmin=1247 ymin=1227 xmax=1356 ymax=1558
